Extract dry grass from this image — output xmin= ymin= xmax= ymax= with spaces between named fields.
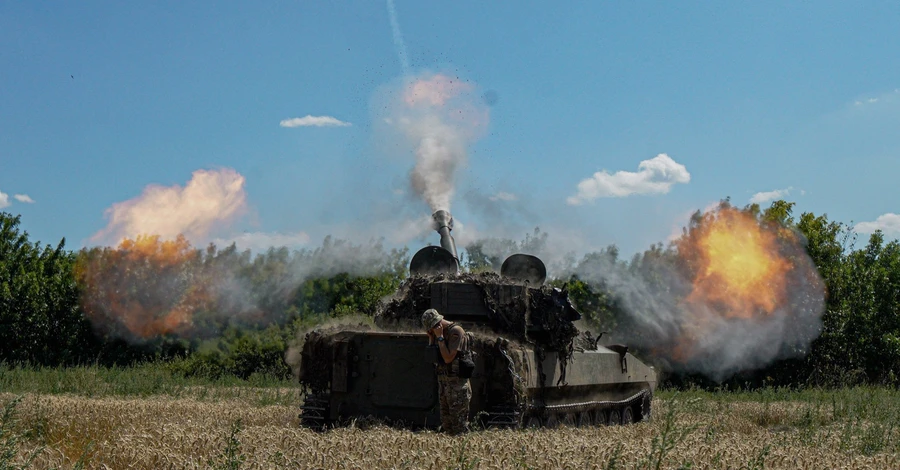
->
xmin=3 ymin=392 xmax=899 ymax=470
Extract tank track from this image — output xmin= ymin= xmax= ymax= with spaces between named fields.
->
xmin=299 ymin=393 xmax=330 ymax=429
xmin=304 ymin=391 xmax=651 ymax=430
xmin=482 ymin=404 xmax=523 ymax=428
xmin=489 ymin=389 xmax=651 ymax=428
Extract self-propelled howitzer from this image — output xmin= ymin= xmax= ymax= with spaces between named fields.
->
xmin=298 ymin=211 xmax=657 ymax=429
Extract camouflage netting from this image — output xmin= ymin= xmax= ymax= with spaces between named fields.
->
xmin=302 ymin=273 xmax=585 ymax=397
xmin=574 ymin=330 xmax=602 ymax=352
xmin=471 ymin=335 xmax=529 ymax=411
xmin=375 ymin=272 xmax=580 ymax=359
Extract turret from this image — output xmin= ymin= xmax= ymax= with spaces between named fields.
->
xmin=409 ymin=210 xmax=460 ymax=275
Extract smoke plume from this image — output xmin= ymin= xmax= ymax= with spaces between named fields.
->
xmin=77 ymin=233 xmax=409 ymax=344
xmin=90 ymin=168 xmax=247 ymax=245
xmin=378 ymin=73 xmax=489 ymax=212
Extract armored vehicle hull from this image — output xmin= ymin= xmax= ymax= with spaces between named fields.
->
xmin=299 ymin=211 xmax=657 ymax=429
xmin=299 ymin=330 xmax=656 ymax=429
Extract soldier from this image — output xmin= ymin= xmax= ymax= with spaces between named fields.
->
xmin=422 ymin=308 xmax=471 ymax=434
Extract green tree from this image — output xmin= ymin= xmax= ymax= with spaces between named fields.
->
xmin=0 ymin=212 xmax=95 ymax=365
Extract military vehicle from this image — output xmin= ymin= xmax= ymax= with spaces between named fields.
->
xmin=298 ymin=210 xmax=657 ymax=429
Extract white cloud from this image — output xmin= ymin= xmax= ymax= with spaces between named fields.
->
xmin=213 ymin=231 xmax=311 ymax=253
xmin=13 ymin=194 xmax=35 ymax=203
xmin=0 ymin=191 xmax=9 ymax=209
xmin=749 ymin=187 xmax=794 ymax=205
xmin=280 ymin=115 xmax=351 ymax=128
xmin=566 ymin=153 xmax=690 ymax=205
xmin=489 ymin=191 xmax=517 ymax=202
xmin=855 ymin=213 xmax=900 ymax=236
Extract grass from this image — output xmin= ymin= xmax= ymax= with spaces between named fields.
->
xmin=2 ymin=369 xmax=900 ymax=469
xmin=0 ymin=363 xmax=299 ymax=405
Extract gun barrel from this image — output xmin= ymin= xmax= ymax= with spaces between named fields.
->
xmin=432 ymin=210 xmax=459 ymax=268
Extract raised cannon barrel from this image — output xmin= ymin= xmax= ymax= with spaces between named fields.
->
xmin=432 ymin=210 xmax=458 ymax=263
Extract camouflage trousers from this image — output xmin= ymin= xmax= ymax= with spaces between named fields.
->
xmin=437 ymin=375 xmax=471 ymax=434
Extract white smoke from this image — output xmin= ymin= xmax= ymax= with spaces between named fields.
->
xmin=213 ymin=231 xmax=312 ymax=253
xmin=90 ymin=168 xmax=247 ymax=245
xmin=376 ymin=73 xmax=489 ymax=212
xmin=569 ymin=216 xmax=825 ymax=381
xmin=408 ymin=114 xmax=467 ymax=210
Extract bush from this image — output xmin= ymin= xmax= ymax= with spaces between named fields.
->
xmin=167 ymin=327 xmax=292 ymax=380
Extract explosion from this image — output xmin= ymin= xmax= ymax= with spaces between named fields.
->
xmin=657 ymin=204 xmax=825 ymax=370
xmin=680 ymin=207 xmax=792 ymax=319
xmin=581 ymin=203 xmax=826 ymax=378
xmin=77 ymin=235 xmax=213 ymax=340
xmin=77 ymin=168 xmax=259 ymax=342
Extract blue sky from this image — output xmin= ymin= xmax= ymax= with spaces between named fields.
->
xmin=2 ymin=1 xmax=899 ymax=257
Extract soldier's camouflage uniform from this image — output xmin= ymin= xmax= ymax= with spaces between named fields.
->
xmin=437 ymin=373 xmax=471 ymax=434
xmin=436 ymin=324 xmax=471 ymax=434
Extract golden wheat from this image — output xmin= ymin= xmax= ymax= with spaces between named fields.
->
xmin=2 ymin=392 xmax=897 ymax=469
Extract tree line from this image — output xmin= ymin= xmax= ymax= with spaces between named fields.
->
xmin=1 ymin=202 xmax=898 ymax=387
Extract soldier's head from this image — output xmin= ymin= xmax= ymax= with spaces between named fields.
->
xmin=421 ymin=309 xmax=443 ymax=332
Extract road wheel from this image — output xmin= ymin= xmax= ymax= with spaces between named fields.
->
xmin=622 ymin=406 xmax=635 ymax=425
xmin=607 ymin=408 xmax=621 ymax=426
xmin=560 ymin=413 xmax=576 ymax=427
xmin=593 ymin=409 xmax=608 ymax=426
xmin=640 ymin=393 xmax=652 ymax=422
xmin=526 ymin=415 xmax=542 ymax=429
xmin=577 ymin=411 xmax=591 ymax=427
xmin=545 ymin=413 xmax=559 ymax=428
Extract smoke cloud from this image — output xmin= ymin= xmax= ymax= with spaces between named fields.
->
xmin=213 ymin=231 xmax=312 ymax=253
xmin=377 ymin=73 xmax=490 ymax=212
xmin=77 ymin=233 xmax=409 ymax=344
xmin=13 ymin=194 xmax=35 ymax=204
xmin=0 ymin=191 xmax=9 ymax=209
xmin=90 ymin=168 xmax=247 ymax=245
xmin=572 ymin=204 xmax=825 ymax=380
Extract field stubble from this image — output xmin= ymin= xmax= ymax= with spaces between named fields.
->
xmin=3 ymin=388 xmax=900 ymax=470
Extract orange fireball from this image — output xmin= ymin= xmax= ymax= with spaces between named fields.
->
xmin=679 ymin=207 xmax=793 ymax=319
xmin=661 ymin=205 xmax=802 ymax=363
xmin=76 ymin=235 xmax=211 ymax=340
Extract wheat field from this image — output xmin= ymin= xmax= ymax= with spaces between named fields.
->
xmin=2 ymin=389 xmax=899 ymax=470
